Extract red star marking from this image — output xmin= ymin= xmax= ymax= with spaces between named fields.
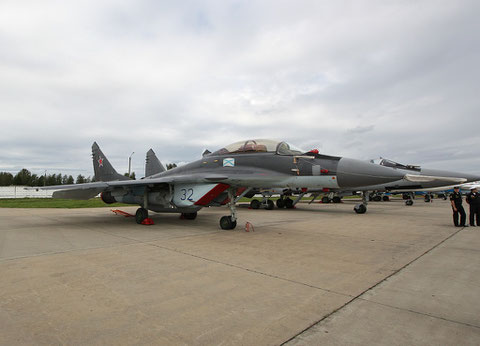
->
xmin=98 ymin=157 xmax=104 ymax=167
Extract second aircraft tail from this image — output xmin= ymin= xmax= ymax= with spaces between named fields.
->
xmin=145 ymin=149 xmax=166 ymax=177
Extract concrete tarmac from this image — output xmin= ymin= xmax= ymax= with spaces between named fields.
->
xmin=0 ymin=199 xmax=479 ymax=345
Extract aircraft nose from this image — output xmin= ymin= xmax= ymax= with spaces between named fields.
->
xmin=336 ymin=158 xmax=405 ymax=188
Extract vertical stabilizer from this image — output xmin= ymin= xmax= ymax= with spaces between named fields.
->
xmin=92 ymin=142 xmax=130 ymax=182
xmin=145 ymin=149 xmax=166 ymax=177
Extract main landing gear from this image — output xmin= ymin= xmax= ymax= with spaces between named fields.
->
xmin=354 ymin=192 xmax=368 ymax=214
xmin=181 ymin=212 xmax=197 ymax=220
xmin=220 ymin=188 xmax=238 ymax=230
xmin=135 ymin=207 xmax=149 ymax=224
xmin=250 ymin=196 xmax=295 ymax=210
xmin=275 ymin=196 xmax=294 ymax=209
xmin=249 ymin=198 xmax=274 ymax=210
xmin=404 ymin=192 xmax=414 ymax=206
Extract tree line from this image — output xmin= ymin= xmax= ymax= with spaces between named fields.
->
xmin=0 ymin=169 xmax=95 ymax=187
xmin=0 ymin=163 xmax=177 ymax=187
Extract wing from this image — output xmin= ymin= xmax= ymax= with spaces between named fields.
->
xmin=25 ymin=167 xmax=288 ymax=200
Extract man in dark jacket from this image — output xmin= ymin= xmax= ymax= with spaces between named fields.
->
xmin=450 ymin=187 xmax=466 ymax=227
xmin=466 ymin=187 xmax=480 ymax=226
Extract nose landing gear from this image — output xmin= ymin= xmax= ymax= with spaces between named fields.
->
xmin=220 ymin=188 xmax=238 ymax=230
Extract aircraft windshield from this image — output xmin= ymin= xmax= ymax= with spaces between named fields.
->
xmin=380 ymin=158 xmax=421 ymax=171
xmin=211 ymin=139 xmax=305 ymax=156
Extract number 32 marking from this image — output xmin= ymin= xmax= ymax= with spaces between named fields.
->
xmin=180 ymin=188 xmax=194 ymax=201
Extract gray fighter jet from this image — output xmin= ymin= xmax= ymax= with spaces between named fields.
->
xmin=32 ymin=139 xmax=408 ymax=229
xmin=266 ymin=157 xmax=480 ymax=210
xmin=355 ymin=158 xmax=480 ymax=205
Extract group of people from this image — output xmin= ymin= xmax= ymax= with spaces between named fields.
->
xmin=450 ymin=187 xmax=479 ymax=227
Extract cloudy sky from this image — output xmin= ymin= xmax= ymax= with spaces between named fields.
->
xmin=1 ymin=0 xmax=479 ymax=178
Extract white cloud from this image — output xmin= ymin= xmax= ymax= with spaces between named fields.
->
xmin=0 ymin=0 xmax=479 ymax=178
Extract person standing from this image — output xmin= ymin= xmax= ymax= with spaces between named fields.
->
xmin=450 ymin=187 xmax=466 ymax=227
xmin=466 ymin=187 xmax=480 ymax=226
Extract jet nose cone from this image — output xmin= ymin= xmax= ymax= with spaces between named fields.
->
xmin=336 ymin=158 xmax=405 ymax=188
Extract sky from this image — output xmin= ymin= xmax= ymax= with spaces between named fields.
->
xmin=0 ymin=0 xmax=479 ymax=178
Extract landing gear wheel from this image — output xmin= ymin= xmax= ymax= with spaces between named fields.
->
xmin=135 ymin=208 xmax=148 ymax=224
xmin=220 ymin=216 xmax=237 ymax=230
xmin=424 ymin=195 xmax=430 ymax=203
xmin=265 ymin=200 xmax=274 ymax=210
xmin=182 ymin=212 xmax=197 ymax=220
xmin=373 ymin=195 xmax=382 ymax=202
xmin=250 ymin=199 xmax=261 ymax=209
xmin=382 ymin=196 xmax=390 ymax=201
xmin=321 ymin=196 xmax=330 ymax=204
xmin=276 ymin=198 xmax=285 ymax=208
xmin=332 ymin=196 xmax=341 ymax=203
xmin=405 ymin=199 xmax=413 ymax=206
xmin=284 ymin=197 xmax=294 ymax=209
xmin=354 ymin=204 xmax=367 ymax=214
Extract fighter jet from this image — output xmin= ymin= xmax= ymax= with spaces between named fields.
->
xmin=246 ymin=157 xmax=480 ymax=211
xmin=31 ymin=139 xmax=408 ymax=229
xmin=287 ymin=158 xmax=480 ymax=208
xmin=351 ymin=158 xmax=480 ymax=205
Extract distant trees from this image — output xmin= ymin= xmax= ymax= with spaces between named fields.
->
xmin=0 ymin=172 xmax=14 ymax=186
xmin=0 ymin=169 xmax=92 ymax=186
xmin=124 ymin=172 xmax=136 ymax=179
xmin=76 ymin=174 xmax=85 ymax=184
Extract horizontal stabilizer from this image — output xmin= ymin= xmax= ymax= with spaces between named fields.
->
xmin=404 ymin=174 xmax=467 ymax=183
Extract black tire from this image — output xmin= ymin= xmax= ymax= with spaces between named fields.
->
xmin=250 ymin=199 xmax=261 ymax=209
xmin=373 ymin=195 xmax=382 ymax=202
xmin=354 ymin=204 xmax=367 ymax=214
xmin=220 ymin=216 xmax=236 ymax=230
xmin=332 ymin=196 xmax=341 ymax=203
xmin=183 ymin=212 xmax=197 ymax=220
xmin=265 ymin=200 xmax=274 ymax=210
xmin=135 ymin=208 xmax=148 ymax=224
xmin=276 ymin=198 xmax=285 ymax=208
xmin=424 ymin=195 xmax=430 ymax=202
xmin=285 ymin=197 xmax=294 ymax=208
xmin=321 ymin=196 xmax=330 ymax=204
xmin=405 ymin=199 xmax=413 ymax=206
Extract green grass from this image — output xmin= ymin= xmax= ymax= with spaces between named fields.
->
xmin=0 ymin=198 xmax=130 ymax=208
xmin=0 ymin=194 xmax=368 ymax=209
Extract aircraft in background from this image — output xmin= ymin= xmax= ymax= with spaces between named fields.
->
xmin=353 ymin=158 xmax=479 ymax=205
xmin=29 ymin=139 xmax=410 ymax=229
xmin=247 ymin=157 xmax=480 ymax=210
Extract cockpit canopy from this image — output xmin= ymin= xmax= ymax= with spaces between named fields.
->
xmin=211 ymin=139 xmax=306 ymax=156
xmin=372 ymin=158 xmax=421 ymax=171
